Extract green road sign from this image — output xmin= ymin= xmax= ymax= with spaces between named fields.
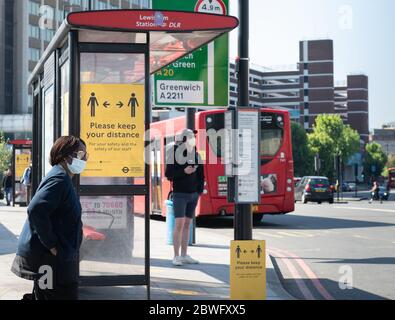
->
xmin=152 ymin=0 xmax=229 ymax=108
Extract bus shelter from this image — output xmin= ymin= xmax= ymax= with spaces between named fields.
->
xmin=9 ymin=140 xmax=32 ymax=207
xmin=27 ymin=9 xmax=238 ymax=296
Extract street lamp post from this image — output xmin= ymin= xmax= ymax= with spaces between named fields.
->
xmin=234 ymin=0 xmax=252 ymax=241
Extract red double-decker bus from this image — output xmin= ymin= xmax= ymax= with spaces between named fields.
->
xmin=388 ymin=168 xmax=395 ymax=189
xmin=145 ymin=108 xmax=294 ymax=222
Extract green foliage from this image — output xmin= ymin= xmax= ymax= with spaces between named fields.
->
xmin=387 ymin=154 xmax=395 ymax=169
xmin=291 ymin=122 xmax=314 ymax=177
xmin=364 ymin=142 xmax=388 ymax=179
xmin=307 ymin=115 xmax=360 ymax=181
xmin=0 ymin=131 xmax=12 ymax=180
xmin=382 ymin=154 xmax=395 ymax=177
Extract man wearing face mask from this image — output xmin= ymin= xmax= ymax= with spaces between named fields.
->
xmin=165 ymin=129 xmax=205 ymax=266
xmin=12 ymin=136 xmax=88 ymax=300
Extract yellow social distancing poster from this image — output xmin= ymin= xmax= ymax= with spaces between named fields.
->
xmin=80 ymin=84 xmax=145 ymax=177
xmin=15 ymin=154 xmax=31 ymax=180
xmin=230 ymin=240 xmax=266 ymax=300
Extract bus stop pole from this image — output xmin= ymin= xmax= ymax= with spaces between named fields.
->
xmin=234 ymin=0 xmax=253 ymax=241
xmin=187 ymin=108 xmax=197 ymax=244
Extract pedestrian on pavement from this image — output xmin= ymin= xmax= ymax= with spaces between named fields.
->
xmin=2 ymin=169 xmax=13 ymax=206
xmin=369 ymin=181 xmax=380 ymax=204
xmin=165 ymin=129 xmax=204 ymax=266
xmin=21 ymin=162 xmax=32 ymax=205
xmin=11 ymin=136 xmax=88 ymax=300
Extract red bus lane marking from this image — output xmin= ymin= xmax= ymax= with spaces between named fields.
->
xmin=272 ymin=247 xmax=335 ymax=300
xmin=268 ymin=248 xmax=315 ymax=300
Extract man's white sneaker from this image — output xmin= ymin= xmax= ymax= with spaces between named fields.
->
xmin=181 ymin=255 xmax=199 ymax=264
xmin=172 ymin=256 xmax=183 ymax=266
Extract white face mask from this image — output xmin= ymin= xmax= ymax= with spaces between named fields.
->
xmin=67 ymin=158 xmax=87 ymax=175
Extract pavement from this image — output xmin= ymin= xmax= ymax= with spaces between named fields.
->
xmin=0 ymin=202 xmax=292 ymax=300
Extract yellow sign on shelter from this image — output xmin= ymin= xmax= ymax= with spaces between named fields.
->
xmin=15 ymin=154 xmax=31 ymax=180
xmin=80 ymin=84 xmax=145 ymax=177
xmin=230 ymin=240 xmax=266 ymax=300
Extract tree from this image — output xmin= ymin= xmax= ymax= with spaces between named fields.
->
xmin=291 ymin=122 xmax=314 ymax=177
xmin=387 ymin=154 xmax=395 ymax=168
xmin=0 ymin=131 xmax=12 ymax=180
xmin=382 ymin=154 xmax=395 ymax=177
xmin=308 ymin=115 xmax=360 ymax=181
xmin=364 ymin=142 xmax=388 ymax=179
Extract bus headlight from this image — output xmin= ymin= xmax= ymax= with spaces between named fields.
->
xmin=287 ymin=179 xmax=292 ymax=184
xmin=203 ymin=189 xmax=208 ymax=194
xmin=287 ymin=187 xmax=292 ymax=192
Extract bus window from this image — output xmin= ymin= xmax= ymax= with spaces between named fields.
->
xmin=260 ymin=113 xmax=284 ymax=157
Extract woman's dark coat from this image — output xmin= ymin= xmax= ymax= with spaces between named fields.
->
xmin=11 ymin=165 xmax=83 ymax=285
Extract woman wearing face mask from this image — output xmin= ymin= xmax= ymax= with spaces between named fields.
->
xmin=165 ymin=129 xmax=205 ymax=266
xmin=11 ymin=136 xmax=88 ymax=300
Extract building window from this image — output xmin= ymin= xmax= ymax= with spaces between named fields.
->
xmin=141 ymin=0 xmax=150 ymax=8
xmin=304 ymin=76 xmax=309 ymax=83
xmin=109 ymin=3 xmax=119 ymax=9
xmin=41 ymin=29 xmax=55 ymax=42
xmin=304 ymin=116 xmax=309 ymax=122
xmin=29 ymin=25 xmax=40 ymax=39
xmin=29 ymin=1 xmax=40 ymax=16
xmin=98 ymin=0 xmax=108 ymax=10
xmin=304 ymin=89 xmax=309 ymax=96
xmin=29 ymin=48 xmax=41 ymax=61
xmin=304 ymin=63 xmax=308 ymax=69
xmin=304 ymin=102 xmax=309 ymax=109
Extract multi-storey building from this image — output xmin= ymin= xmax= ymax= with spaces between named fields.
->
xmin=0 ymin=0 xmax=150 ymax=139
xmin=229 ymin=39 xmax=369 ymax=143
xmin=371 ymin=126 xmax=395 ymax=156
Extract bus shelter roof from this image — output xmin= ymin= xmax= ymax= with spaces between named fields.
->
xmin=28 ymin=10 xmax=238 ymax=85
xmin=8 ymin=140 xmax=32 ymax=146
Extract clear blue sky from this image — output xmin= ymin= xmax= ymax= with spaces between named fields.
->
xmin=228 ymin=0 xmax=395 ymax=131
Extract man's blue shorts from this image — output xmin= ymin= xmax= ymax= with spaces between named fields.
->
xmin=173 ymin=192 xmax=199 ymax=219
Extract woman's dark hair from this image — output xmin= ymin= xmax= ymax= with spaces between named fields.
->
xmin=49 ymin=136 xmax=86 ymax=166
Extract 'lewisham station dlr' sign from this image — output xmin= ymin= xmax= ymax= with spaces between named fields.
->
xmin=67 ymin=10 xmax=238 ymax=32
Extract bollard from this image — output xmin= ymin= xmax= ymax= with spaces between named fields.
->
xmin=165 ymin=200 xmax=193 ymax=246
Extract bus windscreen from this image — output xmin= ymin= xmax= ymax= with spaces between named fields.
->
xmin=205 ymin=112 xmax=285 ymax=158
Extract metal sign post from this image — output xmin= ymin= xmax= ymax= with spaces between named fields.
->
xmin=234 ymin=0 xmax=253 ymax=241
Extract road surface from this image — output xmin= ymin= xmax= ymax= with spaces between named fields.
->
xmin=197 ymin=196 xmax=395 ymax=300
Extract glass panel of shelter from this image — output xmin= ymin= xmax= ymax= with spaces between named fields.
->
xmin=77 ymin=43 xmax=148 ymax=279
xmin=79 ymin=52 xmax=146 ymax=186
xmin=79 ymin=195 xmax=145 ymax=277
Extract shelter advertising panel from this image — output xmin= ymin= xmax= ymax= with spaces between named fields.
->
xmin=80 ymin=84 xmax=145 ymax=178
xmin=15 ymin=154 xmax=31 ymax=180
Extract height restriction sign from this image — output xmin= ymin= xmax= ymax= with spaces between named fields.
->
xmin=80 ymin=84 xmax=145 ymax=177
xmin=153 ymin=0 xmax=229 ymax=108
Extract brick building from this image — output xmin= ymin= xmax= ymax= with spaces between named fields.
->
xmin=229 ymin=39 xmax=369 ymax=143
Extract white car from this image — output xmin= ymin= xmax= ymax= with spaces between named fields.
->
xmin=347 ymin=182 xmax=357 ymax=192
